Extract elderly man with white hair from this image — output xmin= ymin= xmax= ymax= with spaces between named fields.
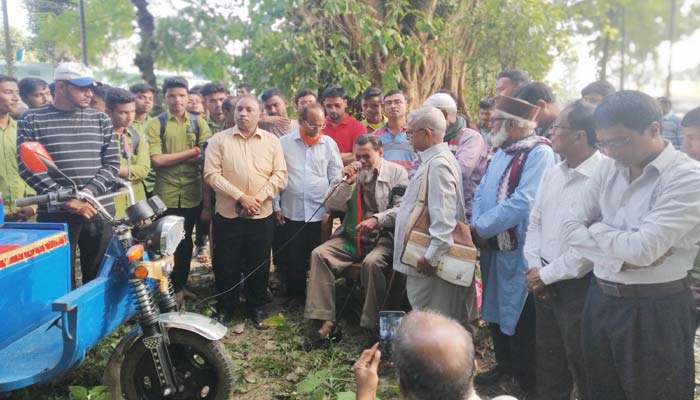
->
xmin=386 ymin=106 xmax=475 ymax=322
xmin=470 ymin=96 xmax=555 ymax=395
xmin=424 ymin=93 xmax=488 ymax=220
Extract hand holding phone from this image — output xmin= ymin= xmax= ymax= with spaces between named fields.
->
xmin=379 ymin=311 xmax=405 ymax=361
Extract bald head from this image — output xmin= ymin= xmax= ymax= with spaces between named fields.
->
xmin=392 ymin=311 xmax=475 ymax=400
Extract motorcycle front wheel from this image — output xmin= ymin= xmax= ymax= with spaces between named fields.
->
xmin=119 ymin=329 xmax=234 ymax=399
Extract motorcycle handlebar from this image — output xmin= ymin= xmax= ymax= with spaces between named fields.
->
xmin=14 ymin=189 xmax=74 ymax=208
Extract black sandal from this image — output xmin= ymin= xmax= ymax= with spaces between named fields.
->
xmin=301 ymin=326 xmax=343 ymax=351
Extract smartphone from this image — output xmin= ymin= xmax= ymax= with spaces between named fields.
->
xmin=378 ymin=310 xmax=405 ymax=361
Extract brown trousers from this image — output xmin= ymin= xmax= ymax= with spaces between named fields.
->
xmin=304 ymin=236 xmax=392 ymax=329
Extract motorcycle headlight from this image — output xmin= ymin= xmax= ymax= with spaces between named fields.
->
xmin=150 ymin=216 xmax=185 ymax=256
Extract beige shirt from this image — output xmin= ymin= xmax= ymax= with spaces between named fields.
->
xmin=203 ymin=126 xmax=288 ymax=219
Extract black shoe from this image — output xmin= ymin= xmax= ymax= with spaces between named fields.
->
xmin=301 ymin=325 xmax=343 ymax=351
xmin=474 ymin=366 xmax=511 ymax=385
xmin=251 ymin=307 xmax=268 ymax=330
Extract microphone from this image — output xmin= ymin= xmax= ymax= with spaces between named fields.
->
xmin=342 ymin=161 xmax=363 ymax=182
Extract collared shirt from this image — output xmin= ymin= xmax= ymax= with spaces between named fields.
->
xmin=454 ymin=128 xmax=488 ymax=218
xmin=363 ymin=116 xmax=387 ymax=133
xmin=322 ymin=114 xmax=367 ymax=153
xmin=114 ymin=127 xmax=150 ymax=219
xmin=563 ymin=141 xmax=700 ymax=284
xmin=326 ymin=158 xmax=409 ymax=235
xmin=259 ymin=120 xmax=298 ymax=139
xmin=392 ymin=143 xmax=465 ymax=275
xmin=131 ymin=116 xmax=152 ymax=135
xmin=207 ymin=116 xmax=222 ymax=135
xmin=145 ymin=111 xmax=211 ymax=209
xmin=273 ymin=130 xmax=343 ymax=222
xmin=1 ymin=117 xmax=34 ymax=213
xmin=373 ymin=124 xmax=416 ymax=173
xmin=203 ymin=126 xmax=287 ymax=219
xmin=524 ymin=152 xmax=604 ymax=285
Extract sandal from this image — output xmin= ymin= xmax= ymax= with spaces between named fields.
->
xmin=301 ymin=326 xmax=343 ymax=351
xmin=195 ymin=245 xmax=210 ymax=264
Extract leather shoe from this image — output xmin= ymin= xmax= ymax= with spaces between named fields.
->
xmin=251 ymin=307 xmax=268 ymax=330
xmin=474 ymin=366 xmax=511 ymax=385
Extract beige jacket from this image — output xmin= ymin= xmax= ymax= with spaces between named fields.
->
xmin=326 ymin=158 xmax=409 ymax=235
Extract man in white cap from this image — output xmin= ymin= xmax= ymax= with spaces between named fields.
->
xmin=16 ymin=62 xmax=120 ymax=287
xmin=423 ymin=93 xmax=488 ymax=220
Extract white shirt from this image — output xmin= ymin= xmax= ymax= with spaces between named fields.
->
xmin=524 ymin=152 xmax=604 ymax=285
xmin=273 ymin=130 xmax=343 ymax=222
xmin=562 ymin=142 xmax=700 ymax=284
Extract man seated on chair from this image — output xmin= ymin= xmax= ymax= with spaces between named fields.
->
xmin=303 ymin=134 xmax=409 ymax=350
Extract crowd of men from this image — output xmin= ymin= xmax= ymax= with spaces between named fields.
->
xmin=2 ymin=61 xmax=700 ymax=400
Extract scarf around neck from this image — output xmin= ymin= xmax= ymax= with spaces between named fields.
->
xmin=444 ymin=114 xmax=467 ymax=142
xmin=493 ymin=134 xmax=551 ymax=251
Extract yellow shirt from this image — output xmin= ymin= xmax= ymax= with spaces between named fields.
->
xmin=131 ymin=116 xmax=152 ymax=135
xmin=0 ymin=117 xmax=34 ymax=213
xmin=203 ymin=126 xmax=287 ymax=219
xmin=146 ymin=112 xmax=211 ymax=209
xmin=114 ymin=127 xmax=151 ymax=219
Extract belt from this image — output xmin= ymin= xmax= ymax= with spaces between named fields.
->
xmin=595 ymin=275 xmax=692 ymax=298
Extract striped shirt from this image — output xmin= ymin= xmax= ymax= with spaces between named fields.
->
xmin=16 ymin=105 xmax=120 ymax=211
xmin=373 ymin=123 xmax=416 ymax=174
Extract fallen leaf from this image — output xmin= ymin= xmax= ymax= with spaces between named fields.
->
xmin=262 ymin=313 xmax=287 ymax=328
xmin=244 ymin=372 xmax=258 ymax=384
xmin=232 ymin=323 xmax=245 ymax=334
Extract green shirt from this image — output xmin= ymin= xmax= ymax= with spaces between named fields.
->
xmin=114 ymin=128 xmax=151 ymax=219
xmin=0 ymin=117 xmax=34 ymax=214
xmin=207 ymin=116 xmax=222 ymax=135
xmin=146 ymin=112 xmax=211 ymax=209
xmin=131 ymin=116 xmax=153 ymax=135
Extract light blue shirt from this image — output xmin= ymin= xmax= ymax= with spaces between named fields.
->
xmin=471 ymin=143 xmax=555 ymax=335
xmin=273 ymin=130 xmax=343 ymax=222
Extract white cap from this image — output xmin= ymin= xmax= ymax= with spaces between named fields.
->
xmin=54 ymin=62 xmax=97 ymax=87
xmin=423 ymin=93 xmax=458 ymax=111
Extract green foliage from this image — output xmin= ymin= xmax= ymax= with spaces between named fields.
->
xmin=68 ymin=385 xmax=111 ymax=400
xmin=570 ymin=0 xmax=700 ymax=83
xmin=25 ymin=0 xmax=134 ymax=64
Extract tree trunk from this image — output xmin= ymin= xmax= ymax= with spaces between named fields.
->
xmin=131 ymin=0 xmax=161 ymax=112
xmin=666 ymin=0 xmax=676 ymax=98
xmin=1 ymin=0 xmax=13 ymax=76
xmin=619 ymin=6 xmax=626 ymax=90
xmin=600 ymin=31 xmax=610 ymax=81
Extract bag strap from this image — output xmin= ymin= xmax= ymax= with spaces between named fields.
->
xmin=127 ymin=126 xmax=140 ymax=155
xmin=158 ymin=112 xmax=202 ymax=154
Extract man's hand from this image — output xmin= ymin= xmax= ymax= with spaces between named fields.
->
xmin=526 ymin=267 xmax=546 ymax=293
xmin=622 ymin=248 xmax=674 ymax=270
xmin=353 ymin=342 xmax=381 ymax=400
xmin=357 ymin=217 xmax=378 ymax=235
xmin=63 ymin=199 xmax=97 ymax=219
xmin=691 ymin=285 xmax=700 ymax=310
xmin=262 ymin=115 xmax=291 ymax=128
xmin=341 ymin=162 xmax=361 ymax=185
xmin=238 ymin=195 xmax=262 ymax=215
xmin=16 ymin=206 xmax=35 ymax=221
xmin=275 ymin=211 xmax=286 ymax=226
xmin=416 ymin=256 xmax=437 ymax=275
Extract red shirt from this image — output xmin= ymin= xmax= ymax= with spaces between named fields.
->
xmin=323 ymin=114 xmax=367 ymax=153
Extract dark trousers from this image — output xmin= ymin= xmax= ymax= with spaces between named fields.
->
xmin=212 ymin=214 xmax=274 ymax=311
xmin=534 ymin=275 xmax=590 ymax=400
xmin=282 ymin=219 xmax=321 ymax=299
xmin=162 ymin=204 xmax=201 ymax=292
xmin=38 ymin=212 xmax=113 ymax=287
xmin=489 ymin=294 xmax=537 ymax=392
xmin=582 ymin=280 xmax=695 ymax=400
xmin=272 ymin=223 xmax=288 ymax=277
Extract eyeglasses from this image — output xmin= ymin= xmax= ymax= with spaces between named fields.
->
xmin=303 ymin=120 xmax=326 ymax=131
xmin=405 ymin=127 xmax=430 ymax=138
xmin=595 ymin=136 xmax=633 ymax=150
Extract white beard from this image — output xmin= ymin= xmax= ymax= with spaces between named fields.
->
xmin=490 ymin=123 xmax=510 ymax=148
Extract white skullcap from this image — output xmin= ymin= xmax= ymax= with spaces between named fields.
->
xmin=422 ymin=93 xmax=457 ymax=111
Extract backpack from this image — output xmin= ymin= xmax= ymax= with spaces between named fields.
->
xmin=126 ymin=126 xmax=141 ymax=156
xmin=157 ymin=112 xmax=201 ymax=153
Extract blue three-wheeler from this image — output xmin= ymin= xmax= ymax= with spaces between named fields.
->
xmin=0 ymin=142 xmax=234 ymax=399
